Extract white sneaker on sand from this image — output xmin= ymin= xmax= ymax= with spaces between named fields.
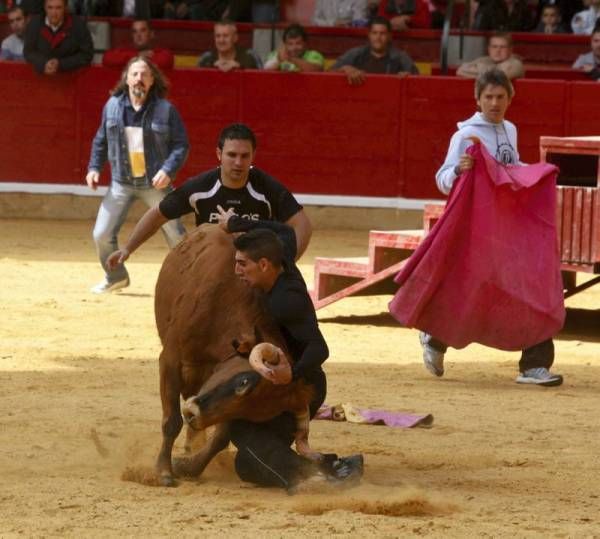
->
xmin=90 ymin=277 xmax=130 ymax=294
xmin=516 ymin=367 xmax=563 ymax=387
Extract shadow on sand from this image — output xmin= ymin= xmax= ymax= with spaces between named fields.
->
xmin=319 ymin=308 xmax=600 ymax=343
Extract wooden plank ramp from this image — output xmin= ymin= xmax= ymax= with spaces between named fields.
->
xmin=310 ymin=204 xmax=444 ymax=310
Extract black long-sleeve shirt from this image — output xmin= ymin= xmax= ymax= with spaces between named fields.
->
xmin=227 ymin=216 xmax=329 ymax=382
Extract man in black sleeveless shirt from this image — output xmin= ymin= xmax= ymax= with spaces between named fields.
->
xmin=105 ymin=123 xmax=312 ymax=271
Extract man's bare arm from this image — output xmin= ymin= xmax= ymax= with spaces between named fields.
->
xmin=106 ymin=206 xmax=169 ymax=269
xmin=285 ymin=209 xmax=312 ymax=260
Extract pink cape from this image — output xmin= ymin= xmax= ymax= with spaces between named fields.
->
xmin=389 ymin=143 xmax=565 ymax=351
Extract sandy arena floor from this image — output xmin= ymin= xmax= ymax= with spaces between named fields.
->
xmin=1 ymin=218 xmax=599 ymax=538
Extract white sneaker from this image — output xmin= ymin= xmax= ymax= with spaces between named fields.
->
xmin=419 ymin=331 xmax=444 ymax=377
xmin=90 ymin=277 xmax=130 ymax=294
xmin=516 ymin=368 xmax=563 ymax=387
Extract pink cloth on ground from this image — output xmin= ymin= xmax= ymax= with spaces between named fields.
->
xmin=389 ymin=142 xmax=565 ymax=351
xmin=315 ymin=404 xmax=433 ymax=428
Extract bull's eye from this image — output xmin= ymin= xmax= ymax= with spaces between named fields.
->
xmin=235 ymin=377 xmax=252 ymax=396
xmin=235 ymin=378 xmax=250 ymax=396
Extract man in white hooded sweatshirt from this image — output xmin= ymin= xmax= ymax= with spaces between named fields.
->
xmin=422 ymin=68 xmax=563 ymax=387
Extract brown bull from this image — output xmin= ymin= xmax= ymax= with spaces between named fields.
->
xmin=154 ymin=223 xmax=315 ymax=487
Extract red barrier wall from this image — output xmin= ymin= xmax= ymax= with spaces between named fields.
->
xmin=1 ymin=63 xmax=599 ymax=200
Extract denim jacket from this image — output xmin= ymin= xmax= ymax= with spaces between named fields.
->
xmin=88 ymin=92 xmax=189 ymax=187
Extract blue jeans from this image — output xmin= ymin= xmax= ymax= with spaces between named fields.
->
xmin=92 ymin=181 xmax=185 ymax=283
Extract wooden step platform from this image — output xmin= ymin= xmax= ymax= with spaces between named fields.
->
xmin=310 ymin=203 xmax=446 ymax=310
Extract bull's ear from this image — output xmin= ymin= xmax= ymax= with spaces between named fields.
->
xmin=254 ymin=326 xmax=264 ymax=345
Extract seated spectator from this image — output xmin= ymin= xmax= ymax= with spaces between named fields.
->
xmin=331 ymin=16 xmax=418 ymax=85
xmin=472 ymin=0 xmax=534 ymax=32
xmin=264 ymin=24 xmax=324 ymax=72
xmin=102 ymin=19 xmax=174 ymax=71
xmin=537 ymin=0 xmax=583 ymax=28
xmin=534 ymin=4 xmax=569 ymax=33
xmin=457 ymin=32 xmax=524 ymax=80
xmin=1 ymin=6 xmax=27 ymax=61
xmin=312 ymin=0 xmax=369 ymax=27
xmin=23 ymin=0 xmax=93 ymax=75
xmin=198 ymin=20 xmax=260 ymax=71
xmin=573 ymin=28 xmax=600 ymax=80
xmin=572 ymin=0 xmax=600 ymax=35
xmin=377 ymin=0 xmax=431 ymax=30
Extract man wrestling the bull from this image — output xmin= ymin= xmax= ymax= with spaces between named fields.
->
xmin=217 ymin=205 xmax=364 ymax=492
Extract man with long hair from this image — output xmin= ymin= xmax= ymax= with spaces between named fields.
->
xmin=86 ymin=56 xmax=187 ymax=294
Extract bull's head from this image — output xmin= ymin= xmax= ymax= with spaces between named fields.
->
xmin=182 ymin=343 xmax=300 ymax=430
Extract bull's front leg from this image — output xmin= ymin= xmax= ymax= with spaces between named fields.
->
xmin=156 ymin=351 xmax=184 ymax=487
xmin=294 ymin=407 xmax=323 ymax=462
xmin=173 ymin=422 xmax=230 ymax=478
xmin=183 ymin=424 xmax=207 ymax=453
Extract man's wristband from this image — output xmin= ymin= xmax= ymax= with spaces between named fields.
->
xmin=454 ymin=165 xmax=461 ymax=176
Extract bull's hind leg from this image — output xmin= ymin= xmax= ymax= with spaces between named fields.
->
xmin=156 ymin=350 xmax=184 ymax=487
xmin=173 ymin=423 xmax=230 ymax=478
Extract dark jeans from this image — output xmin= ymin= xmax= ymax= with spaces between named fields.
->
xmin=229 ymin=369 xmax=326 ymax=489
xmin=428 ymin=337 xmax=555 ymax=373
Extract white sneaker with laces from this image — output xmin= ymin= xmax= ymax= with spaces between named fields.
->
xmin=516 ymin=367 xmax=563 ymax=387
xmin=90 ymin=277 xmax=130 ymax=294
xmin=419 ymin=331 xmax=445 ymax=377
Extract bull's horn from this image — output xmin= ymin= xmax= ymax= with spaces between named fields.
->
xmin=249 ymin=343 xmax=288 ymax=374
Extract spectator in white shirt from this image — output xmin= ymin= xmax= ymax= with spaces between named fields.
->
xmin=1 ymin=6 xmax=28 ymax=61
xmin=571 ymin=0 xmax=600 ymax=35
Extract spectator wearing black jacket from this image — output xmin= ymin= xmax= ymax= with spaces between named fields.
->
xmin=23 ymin=0 xmax=93 ymax=75
xmin=536 ymin=0 xmax=583 ymax=29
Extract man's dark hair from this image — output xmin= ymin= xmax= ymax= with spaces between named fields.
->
xmin=8 ymin=5 xmax=26 ymax=17
xmin=233 ymin=229 xmax=284 ymax=268
xmin=369 ymin=16 xmax=392 ymax=32
xmin=475 ymin=68 xmax=514 ymax=99
xmin=541 ymin=4 xmax=560 ymax=15
xmin=111 ymin=56 xmax=169 ymax=98
xmin=217 ymin=123 xmax=257 ymax=150
xmin=283 ymin=23 xmax=307 ymax=42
